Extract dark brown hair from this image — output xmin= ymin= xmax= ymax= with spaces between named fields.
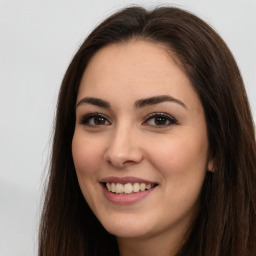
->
xmin=39 ymin=6 xmax=256 ymax=256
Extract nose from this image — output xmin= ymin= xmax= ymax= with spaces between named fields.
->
xmin=104 ymin=125 xmax=143 ymax=168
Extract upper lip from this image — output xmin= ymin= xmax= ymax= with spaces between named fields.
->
xmin=100 ymin=176 xmax=158 ymax=185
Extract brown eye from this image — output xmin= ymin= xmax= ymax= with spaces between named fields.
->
xmin=154 ymin=116 xmax=169 ymax=126
xmin=93 ymin=116 xmax=107 ymax=125
xmin=80 ymin=113 xmax=111 ymax=126
xmin=143 ymin=113 xmax=177 ymax=128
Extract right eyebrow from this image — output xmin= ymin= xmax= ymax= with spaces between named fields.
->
xmin=76 ymin=97 xmax=110 ymax=108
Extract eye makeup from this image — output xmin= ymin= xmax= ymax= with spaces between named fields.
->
xmin=143 ymin=112 xmax=178 ymax=128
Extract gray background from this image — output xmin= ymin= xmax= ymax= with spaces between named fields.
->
xmin=0 ymin=0 xmax=255 ymax=255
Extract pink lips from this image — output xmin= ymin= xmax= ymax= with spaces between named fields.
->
xmin=100 ymin=176 xmax=157 ymax=205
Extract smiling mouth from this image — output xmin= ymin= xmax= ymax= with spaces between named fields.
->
xmin=103 ymin=182 xmax=158 ymax=194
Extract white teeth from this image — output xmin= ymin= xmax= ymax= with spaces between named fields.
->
xmin=146 ymin=184 xmax=151 ymax=189
xmin=106 ymin=183 xmax=111 ymax=191
xmin=124 ymin=183 xmax=133 ymax=193
xmin=105 ymin=182 xmax=154 ymax=194
xmin=140 ymin=183 xmax=146 ymax=191
xmin=116 ymin=183 xmax=124 ymax=193
xmin=111 ymin=183 xmax=116 ymax=193
xmin=133 ymin=183 xmax=140 ymax=192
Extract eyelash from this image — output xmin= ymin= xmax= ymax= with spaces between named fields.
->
xmin=80 ymin=113 xmax=111 ymax=126
xmin=79 ymin=112 xmax=178 ymax=128
xmin=143 ymin=112 xmax=178 ymax=128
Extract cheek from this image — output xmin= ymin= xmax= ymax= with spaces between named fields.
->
xmin=72 ymin=133 xmax=103 ymax=177
xmin=71 ymin=133 xmax=105 ymax=209
xmin=147 ymin=133 xmax=209 ymax=179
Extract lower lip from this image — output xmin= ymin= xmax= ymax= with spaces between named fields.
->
xmin=102 ymin=185 xmax=156 ymax=205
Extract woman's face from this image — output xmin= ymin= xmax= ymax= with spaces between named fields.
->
xmin=72 ymin=41 xmax=212 ymax=241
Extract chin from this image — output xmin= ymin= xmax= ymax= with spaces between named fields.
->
xmin=107 ymin=227 xmax=150 ymax=239
xmin=101 ymin=215 xmax=152 ymax=238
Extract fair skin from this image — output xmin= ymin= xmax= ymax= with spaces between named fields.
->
xmin=72 ymin=40 xmax=212 ymax=256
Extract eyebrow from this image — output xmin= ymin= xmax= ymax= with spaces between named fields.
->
xmin=76 ymin=97 xmax=110 ymax=108
xmin=76 ymin=95 xmax=187 ymax=109
xmin=134 ymin=95 xmax=187 ymax=109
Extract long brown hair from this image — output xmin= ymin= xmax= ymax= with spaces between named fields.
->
xmin=39 ymin=6 xmax=256 ymax=256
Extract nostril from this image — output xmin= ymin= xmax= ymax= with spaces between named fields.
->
xmin=105 ymin=158 xmax=137 ymax=168
xmin=123 ymin=160 xmax=136 ymax=165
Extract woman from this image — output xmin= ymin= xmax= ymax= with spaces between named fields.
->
xmin=39 ymin=6 xmax=256 ymax=256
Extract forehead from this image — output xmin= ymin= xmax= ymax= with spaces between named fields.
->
xmin=77 ymin=40 xmax=201 ymax=112
xmin=82 ymin=40 xmax=178 ymax=85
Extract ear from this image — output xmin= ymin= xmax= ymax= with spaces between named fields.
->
xmin=207 ymin=153 xmax=215 ymax=172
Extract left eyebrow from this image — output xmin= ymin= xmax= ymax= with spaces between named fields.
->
xmin=134 ymin=95 xmax=187 ymax=109
xmin=76 ymin=97 xmax=110 ymax=108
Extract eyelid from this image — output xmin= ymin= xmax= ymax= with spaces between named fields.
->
xmin=143 ymin=112 xmax=178 ymax=127
xmin=78 ymin=112 xmax=178 ymax=128
xmin=79 ymin=112 xmax=111 ymax=126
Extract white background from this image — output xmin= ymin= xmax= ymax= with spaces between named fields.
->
xmin=0 ymin=0 xmax=255 ymax=255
